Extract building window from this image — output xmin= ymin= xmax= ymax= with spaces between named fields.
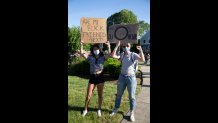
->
xmin=144 ymin=40 xmax=146 ymax=43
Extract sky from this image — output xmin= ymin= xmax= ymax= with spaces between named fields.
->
xmin=68 ymin=0 xmax=150 ymax=27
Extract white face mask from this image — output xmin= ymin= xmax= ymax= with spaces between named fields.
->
xmin=93 ymin=50 xmax=100 ymax=55
xmin=122 ymin=47 xmax=130 ymax=52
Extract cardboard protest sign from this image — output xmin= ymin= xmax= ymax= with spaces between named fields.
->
xmin=108 ymin=24 xmax=139 ymax=44
xmin=80 ymin=18 xmax=107 ymax=43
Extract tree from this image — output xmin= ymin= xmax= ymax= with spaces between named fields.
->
xmin=68 ymin=27 xmax=73 ymax=53
xmin=107 ymin=9 xmax=149 ymax=38
xmin=107 ymin=9 xmax=138 ymax=30
xmin=68 ymin=26 xmax=80 ymax=53
xmin=107 ymin=9 xmax=138 ymax=51
xmin=83 ymin=43 xmax=91 ymax=51
xmin=138 ymin=21 xmax=150 ymax=37
xmin=68 ymin=26 xmax=91 ymax=53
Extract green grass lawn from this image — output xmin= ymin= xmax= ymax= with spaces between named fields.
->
xmin=68 ymin=75 xmax=141 ymax=123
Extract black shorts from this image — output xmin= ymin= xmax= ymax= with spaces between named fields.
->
xmin=89 ymin=73 xmax=105 ymax=85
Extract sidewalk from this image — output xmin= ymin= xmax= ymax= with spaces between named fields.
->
xmin=121 ymin=65 xmax=150 ymax=123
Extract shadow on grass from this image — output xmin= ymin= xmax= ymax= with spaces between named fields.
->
xmin=68 ymin=105 xmax=124 ymax=115
xmin=121 ymin=110 xmax=131 ymax=122
xmin=122 ymin=115 xmax=131 ymax=121
xmin=142 ymin=85 xmax=150 ymax=87
xmin=138 ymin=63 xmax=146 ymax=65
xmin=69 ymin=74 xmax=142 ymax=85
xmin=71 ymin=74 xmax=118 ymax=81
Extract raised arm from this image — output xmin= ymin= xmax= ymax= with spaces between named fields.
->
xmin=104 ymin=41 xmax=111 ymax=59
xmin=111 ymin=41 xmax=121 ymax=59
xmin=80 ymin=40 xmax=88 ymax=59
xmin=136 ymin=46 xmax=145 ymax=62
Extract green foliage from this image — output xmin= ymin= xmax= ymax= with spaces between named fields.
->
xmin=68 ymin=57 xmax=90 ymax=75
xmin=68 ymin=76 xmax=141 ymax=123
xmin=107 ymin=9 xmax=138 ymax=30
xmin=107 ymin=9 xmax=150 ymax=37
xmin=138 ymin=20 xmax=150 ymax=37
xmin=68 ymin=26 xmax=91 ymax=53
xmin=104 ymin=58 xmax=121 ymax=78
xmin=68 ymin=27 xmax=73 ymax=53
xmin=68 ymin=26 xmax=80 ymax=53
xmin=68 ymin=57 xmax=121 ymax=78
xmin=83 ymin=43 xmax=91 ymax=51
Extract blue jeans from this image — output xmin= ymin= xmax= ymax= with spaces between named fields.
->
xmin=114 ymin=74 xmax=137 ymax=111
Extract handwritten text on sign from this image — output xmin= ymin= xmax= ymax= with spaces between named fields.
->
xmin=108 ymin=24 xmax=139 ymax=44
xmin=80 ymin=18 xmax=107 ymax=43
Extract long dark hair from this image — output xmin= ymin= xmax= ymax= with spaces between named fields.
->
xmin=90 ymin=44 xmax=104 ymax=57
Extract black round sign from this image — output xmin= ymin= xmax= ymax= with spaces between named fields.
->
xmin=114 ymin=26 xmax=128 ymax=40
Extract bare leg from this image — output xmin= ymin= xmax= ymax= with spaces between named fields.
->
xmin=97 ymin=83 xmax=104 ymax=110
xmin=84 ymin=83 xmax=96 ymax=111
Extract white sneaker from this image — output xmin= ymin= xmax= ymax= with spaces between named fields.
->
xmin=130 ymin=112 xmax=135 ymax=122
xmin=110 ymin=108 xmax=118 ymax=117
xmin=97 ymin=110 xmax=101 ymax=117
xmin=82 ymin=110 xmax=88 ymax=117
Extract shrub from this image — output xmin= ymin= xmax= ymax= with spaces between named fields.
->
xmin=104 ymin=58 xmax=121 ymax=78
xmin=68 ymin=57 xmax=89 ymax=75
xmin=104 ymin=58 xmax=116 ymax=73
xmin=68 ymin=57 xmax=122 ymax=78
